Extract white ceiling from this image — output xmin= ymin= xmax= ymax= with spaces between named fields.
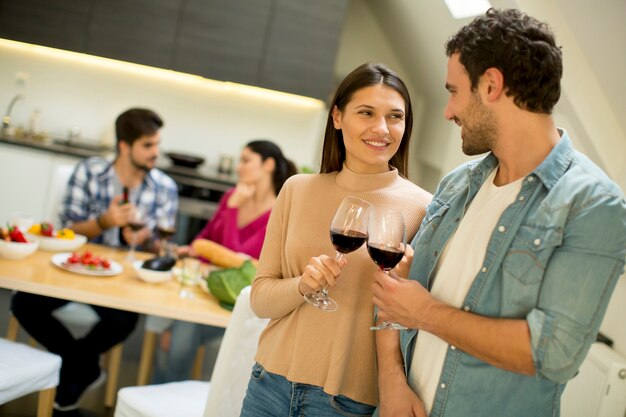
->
xmin=365 ymin=0 xmax=625 ymax=128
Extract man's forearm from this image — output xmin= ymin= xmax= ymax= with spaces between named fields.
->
xmin=421 ymin=302 xmax=535 ymax=375
xmin=69 ymin=217 xmax=106 ymax=239
xmin=376 ymin=328 xmax=406 ymax=387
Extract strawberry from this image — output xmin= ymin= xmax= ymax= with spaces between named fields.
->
xmin=8 ymin=226 xmax=27 ymax=243
xmin=40 ymin=222 xmax=54 ymax=237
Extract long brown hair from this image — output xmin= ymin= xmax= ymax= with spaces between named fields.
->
xmin=319 ymin=63 xmax=413 ymax=176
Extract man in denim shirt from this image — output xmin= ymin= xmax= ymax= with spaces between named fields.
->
xmin=372 ymin=8 xmax=626 ymax=417
xmin=12 ymin=108 xmax=178 ymax=411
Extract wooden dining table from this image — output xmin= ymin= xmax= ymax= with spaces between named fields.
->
xmin=0 ymin=243 xmax=231 ymax=328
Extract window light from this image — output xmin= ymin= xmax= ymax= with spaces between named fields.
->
xmin=443 ymin=0 xmax=491 ymax=19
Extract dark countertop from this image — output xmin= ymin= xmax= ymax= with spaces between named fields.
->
xmin=0 ymin=135 xmax=114 ymax=159
xmin=157 ymin=162 xmax=237 ymax=190
xmin=0 ymin=134 xmax=237 ymax=187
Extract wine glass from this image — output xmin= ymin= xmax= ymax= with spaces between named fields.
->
xmin=368 ymin=208 xmax=407 ymax=330
xmin=304 ymin=196 xmax=372 ymax=312
xmin=156 ymin=216 xmax=176 ymax=257
xmin=126 ymin=206 xmax=146 ymax=262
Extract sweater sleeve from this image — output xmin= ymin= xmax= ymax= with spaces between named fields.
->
xmin=250 ymin=180 xmax=306 ymax=318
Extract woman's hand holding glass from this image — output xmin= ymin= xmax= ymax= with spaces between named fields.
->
xmin=304 ymin=196 xmax=372 ymax=312
xmin=298 ymin=254 xmax=347 ymax=297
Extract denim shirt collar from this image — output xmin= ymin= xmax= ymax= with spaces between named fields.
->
xmin=468 ymin=128 xmax=574 ymax=191
xmin=531 ymin=129 xmax=574 ymax=190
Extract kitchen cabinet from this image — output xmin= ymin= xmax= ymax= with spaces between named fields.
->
xmin=258 ymin=0 xmax=349 ymax=100
xmin=0 ymin=0 xmax=348 ymax=99
xmin=0 ymin=143 xmax=80 ymax=224
xmin=86 ymin=0 xmax=183 ymax=68
xmin=171 ymin=0 xmax=272 ymax=86
xmin=0 ymin=0 xmax=91 ymax=52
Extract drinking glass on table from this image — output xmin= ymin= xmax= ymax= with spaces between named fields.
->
xmin=10 ymin=212 xmax=34 ymax=231
xmin=126 ymin=206 xmax=146 ymax=262
xmin=368 ymin=208 xmax=407 ymax=330
xmin=156 ymin=216 xmax=176 ymax=257
xmin=304 ymin=196 xmax=372 ymax=312
xmin=179 ymin=257 xmax=200 ymax=299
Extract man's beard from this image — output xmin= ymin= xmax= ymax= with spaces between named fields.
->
xmin=130 ymin=154 xmax=154 ymax=172
xmin=461 ymin=94 xmax=497 ymax=156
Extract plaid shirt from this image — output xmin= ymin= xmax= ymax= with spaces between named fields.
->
xmin=60 ymin=157 xmax=178 ymax=247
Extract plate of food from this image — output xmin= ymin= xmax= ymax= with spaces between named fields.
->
xmin=51 ymin=251 xmax=123 ymax=276
xmin=27 ymin=223 xmax=87 ymax=252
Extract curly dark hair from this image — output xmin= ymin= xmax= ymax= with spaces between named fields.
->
xmin=445 ymin=8 xmax=562 ymax=114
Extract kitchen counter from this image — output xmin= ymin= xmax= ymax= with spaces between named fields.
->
xmin=0 ymin=134 xmax=114 ymax=159
xmin=0 ymin=133 xmax=237 ymax=186
xmin=157 ymin=162 xmax=237 ymax=189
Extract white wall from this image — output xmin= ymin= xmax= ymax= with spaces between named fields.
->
xmin=333 ymin=0 xmax=426 ymax=183
xmin=0 ymin=40 xmax=326 ymax=171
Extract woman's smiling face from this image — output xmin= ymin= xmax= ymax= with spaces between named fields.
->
xmin=332 ymin=83 xmax=406 ymax=174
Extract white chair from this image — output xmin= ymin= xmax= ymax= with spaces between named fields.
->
xmin=7 ymin=163 xmax=124 ymax=408
xmin=0 ymin=337 xmax=62 ymax=417
xmin=115 ymin=286 xmax=269 ymax=417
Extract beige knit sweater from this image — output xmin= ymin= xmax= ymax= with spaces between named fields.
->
xmin=250 ymin=166 xmax=432 ymax=406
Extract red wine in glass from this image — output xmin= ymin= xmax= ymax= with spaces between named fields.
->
xmin=157 ymin=226 xmax=176 ymax=240
xmin=126 ymin=207 xmax=146 ymax=262
xmin=304 ymin=196 xmax=372 ymax=312
xmin=368 ymin=208 xmax=407 ymax=330
xmin=128 ymin=221 xmax=145 ymax=232
xmin=330 ymin=229 xmax=367 ymax=254
xmin=367 ymin=244 xmax=404 ymax=270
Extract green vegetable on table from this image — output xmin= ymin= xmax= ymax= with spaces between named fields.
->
xmin=205 ymin=260 xmax=256 ymax=310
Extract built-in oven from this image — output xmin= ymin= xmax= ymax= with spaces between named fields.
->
xmin=165 ymin=171 xmax=235 ymax=245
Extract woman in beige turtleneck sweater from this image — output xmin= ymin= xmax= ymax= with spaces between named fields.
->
xmin=240 ymin=63 xmax=432 ymax=417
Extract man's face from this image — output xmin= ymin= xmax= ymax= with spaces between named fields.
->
xmin=443 ymin=54 xmax=497 ymax=156
xmin=128 ymin=132 xmax=161 ymax=172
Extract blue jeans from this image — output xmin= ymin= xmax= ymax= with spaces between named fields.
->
xmin=151 ymin=321 xmax=225 ymax=383
xmin=240 ymin=363 xmax=375 ymax=417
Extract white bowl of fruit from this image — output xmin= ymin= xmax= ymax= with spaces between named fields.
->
xmin=27 ymin=222 xmax=87 ymax=252
xmin=0 ymin=226 xmax=39 ymax=260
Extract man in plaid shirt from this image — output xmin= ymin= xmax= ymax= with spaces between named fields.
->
xmin=12 ymin=108 xmax=178 ymax=411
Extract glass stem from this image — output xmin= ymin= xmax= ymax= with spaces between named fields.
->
xmin=319 ymin=251 xmax=345 ymax=295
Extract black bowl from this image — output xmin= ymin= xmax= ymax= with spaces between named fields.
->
xmin=167 ymin=152 xmax=205 ymax=169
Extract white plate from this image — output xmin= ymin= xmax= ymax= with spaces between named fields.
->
xmin=51 ymin=252 xmax=123 ymax=277
xmin=28 ymin=233 xmax=88 ymax=252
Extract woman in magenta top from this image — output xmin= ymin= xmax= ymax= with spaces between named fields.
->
xmin=192 ymin=187 xmax=270 ymax=260
xmin=152 ymin=140 xmax=297 ymax=383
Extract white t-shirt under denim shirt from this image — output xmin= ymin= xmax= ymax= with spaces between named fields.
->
xmin=408 ymin=166 xmax=523 ymax=413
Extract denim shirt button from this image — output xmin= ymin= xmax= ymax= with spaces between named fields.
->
xmin=534 ymin=238 xmax=541 ymax=246
xmin=481 ymin=267 xmax=487 ymax=273
xmin=450 ymin=345 xmax=457 ymax=350
xmin=519 ymin=195 xmax=525 ymax=201
xmin=463 ymin=305 xmax=470 ymax=311
xmin=440 ymin=383 xmax=447 ymax=389
xmin=527 ymin=176 xmax=535 ymax=182
xmin=498 ymin=225 xmax=506 ymax=232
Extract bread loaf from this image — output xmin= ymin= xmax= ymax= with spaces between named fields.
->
xmin=191 ymin=239 xmax=256 ymax=268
